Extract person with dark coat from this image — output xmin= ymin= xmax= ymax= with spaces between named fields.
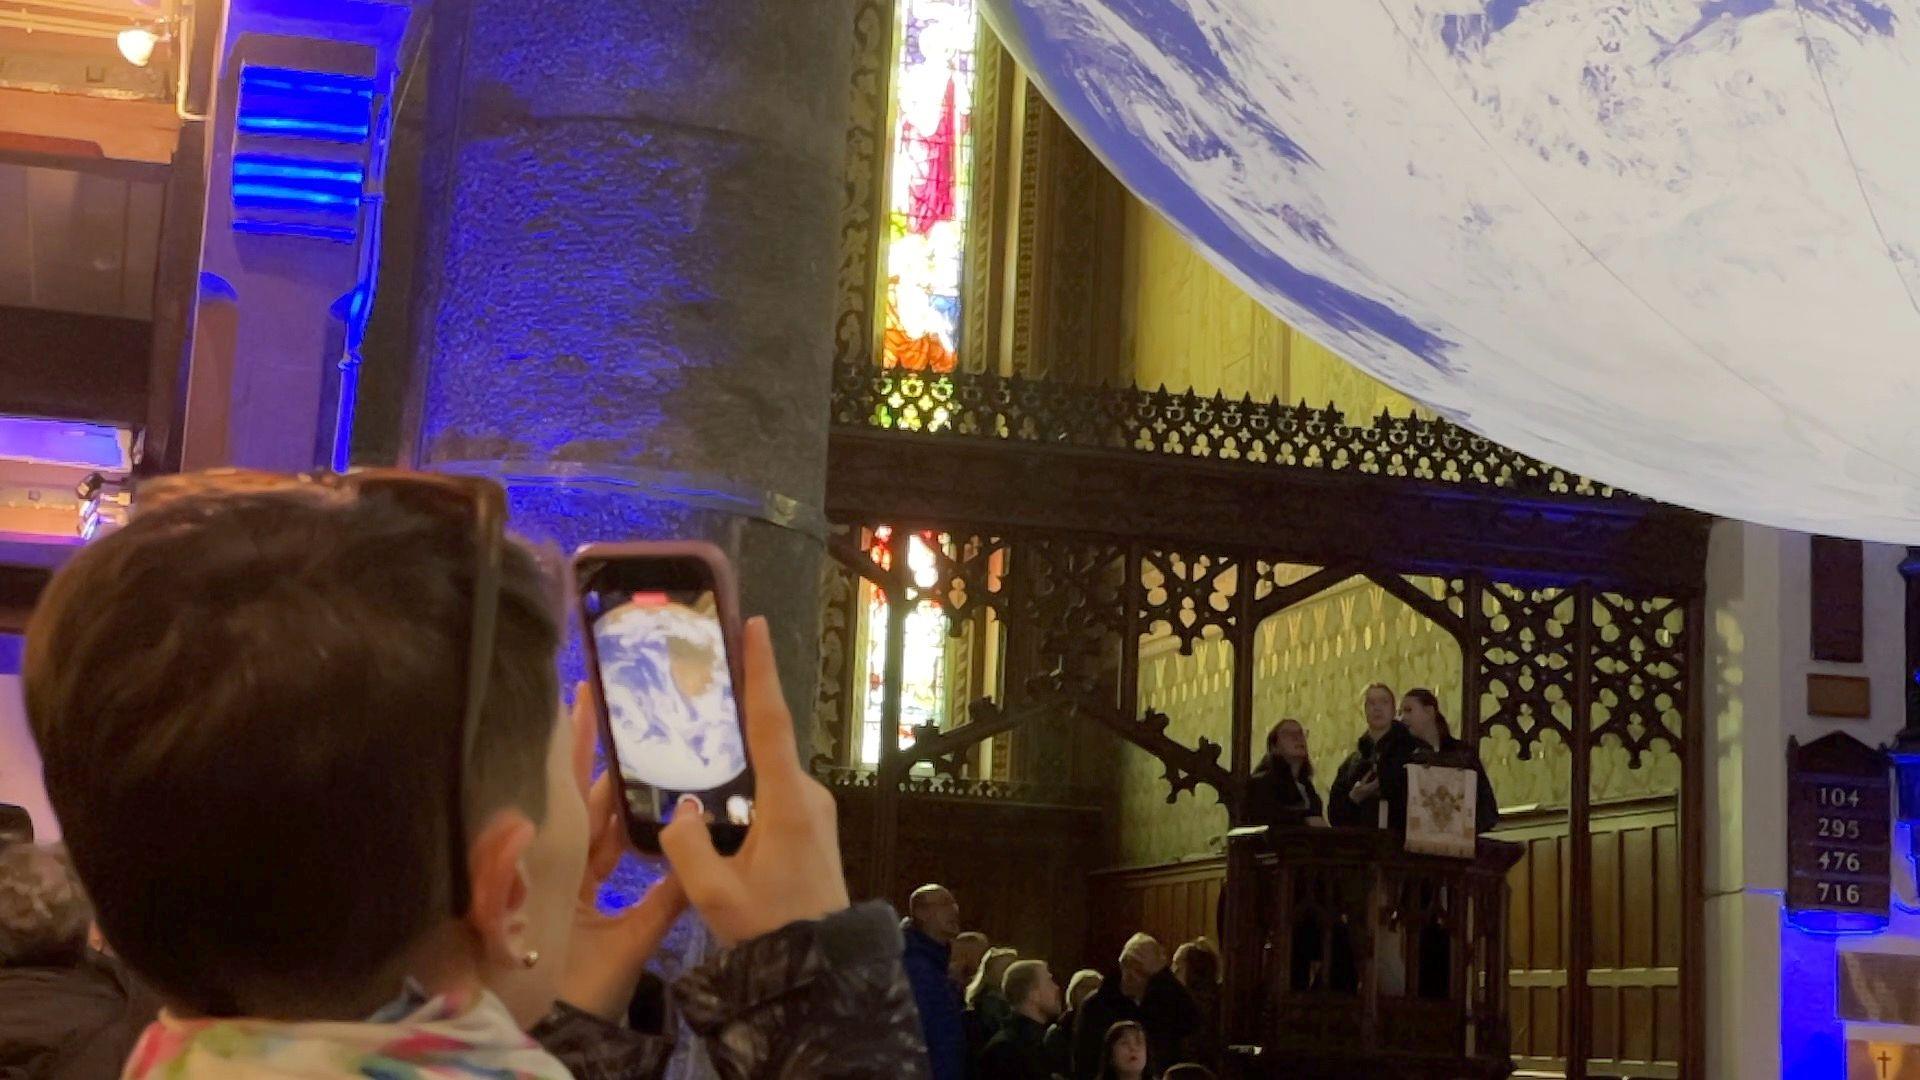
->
xmin=964 ymin=947 xmax=1019 ymax=1064
xmin=1378 ymin=688 xmax=1500 ymax=834
xmin=1373 ymin=688 xmax=1500 ymax=1002
xmin=1245 ymin=718 xmax=1323 ymax=828
xmin=977 ymin=959 xmax=1063 ymax=1080
xmin=902 ymin=884 xmax=969 ymax=1080
xmin=1328 ymin=683 xmax=1419 ymax=827
xmin=0 ymin=844 xmax=158 ymax=1080
xmin=1046 ymin=969 xmax=1102 ymax=1075
xmin=1070 ymin=934 xmax=1199 ymax=1080
xmin=1171 ymin=941 xmax=1223 ymax=1073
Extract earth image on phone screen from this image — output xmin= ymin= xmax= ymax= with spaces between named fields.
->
xmin=588 ymin=587 xmax=753 ymax=827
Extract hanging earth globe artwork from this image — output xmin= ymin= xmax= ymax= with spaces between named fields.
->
xmin=981 ymin=0 xmax=1920 ymax=541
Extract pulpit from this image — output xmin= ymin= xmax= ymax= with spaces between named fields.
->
xmin=1222 ymin=826 xmax=1524 ymax=1079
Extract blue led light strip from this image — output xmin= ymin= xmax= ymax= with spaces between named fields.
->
xmin=235 ymin=65 xmax=376 ymax=146
xmin=231 ymin=219 xmax=358 ymax=243
xmin=231 ymin=158 xmax=365 ymax=184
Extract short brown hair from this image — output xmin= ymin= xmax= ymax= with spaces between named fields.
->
xmin=1001 ymin=959 xmax=1050 ymax=1010
xmin=26 ymin=481 xmax=560 ymax=1016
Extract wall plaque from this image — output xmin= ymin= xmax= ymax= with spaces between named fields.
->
xmin=1787 ymin=732 xmax=1891 ymax=931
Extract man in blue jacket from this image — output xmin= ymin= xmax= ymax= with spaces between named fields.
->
xmin=903 ymin=883 xmax=967 ymax=1080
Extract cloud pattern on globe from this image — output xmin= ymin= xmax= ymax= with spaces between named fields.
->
xmin=597 ymin=600 xmax=747 ymax=792
xmin=983 ymin=0 xmax=1920 ymax=541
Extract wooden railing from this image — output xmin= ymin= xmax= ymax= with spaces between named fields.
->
xmin=831 ymin=362 xmax=1623 ymax=500
xmin=1223 ymin=826 xmax=1525 ymax=1079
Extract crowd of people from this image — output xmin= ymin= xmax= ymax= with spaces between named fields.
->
xmin=899 ymin=883 xmax=1222 ymax=1080
xmin=0 ymin=468 xmax=1517 ymax=1080
xmin=1247 ymin=683 xmax=1501 ymax=836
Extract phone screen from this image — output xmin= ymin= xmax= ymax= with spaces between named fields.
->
xmin=581 ymin=561 xmax=754 ymax=843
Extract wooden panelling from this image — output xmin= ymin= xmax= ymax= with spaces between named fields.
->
xmin=1810 ymin=536 xmax=1865 ymax=664
xmin=1592 ymin=831 xmax=1620 ymax=969
xmin=1657 ymin=823 xmax=1683 ymax=969
xmin=1086 ymin=856 xmax=1225 ymax=970
xmin=1807 ymin=673 xmax=1872 ymax=719
xmin=835 ymin=789 xmax=1105 ymax=967
xmin=1500 ymin=798 xmax=1682 ymax=1075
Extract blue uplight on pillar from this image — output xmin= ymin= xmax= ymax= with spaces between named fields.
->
xmin=405 ymin=7 xmax=856 ymax=1072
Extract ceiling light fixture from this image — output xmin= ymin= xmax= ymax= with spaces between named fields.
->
xmin=117 ymin=26 xmax=159 ymax=67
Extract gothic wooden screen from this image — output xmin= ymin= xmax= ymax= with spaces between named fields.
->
xmin=812 ymin=484 xmax=1704 ymax=1079
xmin=828 ymin=4 xmax=1707 ymax=1074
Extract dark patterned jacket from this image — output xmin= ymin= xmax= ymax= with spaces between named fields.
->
xmin=531 ymin=901 xmax=931 ymax=1079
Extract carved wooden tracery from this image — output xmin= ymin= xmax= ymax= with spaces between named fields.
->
xmin=816 ymin=515 xmax=1698 ymax=807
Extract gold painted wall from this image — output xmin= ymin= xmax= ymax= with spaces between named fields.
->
xmin=1115 ymin=575 xmax=1465 ymax=868
xmin=1117 ymin=194 xmax=1425 ymax=420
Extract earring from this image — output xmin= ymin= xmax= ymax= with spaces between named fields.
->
xmin=519 ymin=950 xmax=540 ymax=969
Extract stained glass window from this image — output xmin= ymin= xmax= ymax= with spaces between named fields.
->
xmin=859 ymin=2 xmax=980 ymax=767
xmin=883 ymin=0 xmax=976 ymax=376
xmin=861 ymin=528 xmax=950 ymax=766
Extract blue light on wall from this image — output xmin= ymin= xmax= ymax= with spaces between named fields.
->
xmin=235 ymin=67 xmax=375 ymax=144
xmin=230 ymin=66 xmax=374 ymax=243
xmin=1780 ymin=820 xmax=1920 ymax=1078
xmin=1788 ymin=908 xmax=1890 ymax=936
xmin=226 ymin=56 xmax=393 ymax=471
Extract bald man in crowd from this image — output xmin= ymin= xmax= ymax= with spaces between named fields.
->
xmin=1071 ymin=933 xmax=1201 ymax=1079
xmin=902 ymin=883 xmax=968 ymax=1080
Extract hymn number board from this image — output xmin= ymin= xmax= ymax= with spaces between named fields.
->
xmin=1787 ymin=733 xmax=1891 ymax=918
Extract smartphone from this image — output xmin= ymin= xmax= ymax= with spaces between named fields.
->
xmin=575 ymin=541 xmax=754 ymax=855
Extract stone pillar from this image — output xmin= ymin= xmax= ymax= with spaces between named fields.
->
xmin=405 ymin=0 xmax=855 ymax=732
xmin=1702 ymin=522 xmax=1912 ymax=1078
xmin=405 ymin=6 xmax=854 ymax=1075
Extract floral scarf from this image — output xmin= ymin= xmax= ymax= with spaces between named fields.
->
xmin=120 ymin=989 xmax=573 ymax=1080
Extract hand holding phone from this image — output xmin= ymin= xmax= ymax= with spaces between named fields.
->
xmin=1350 ymin=767 xmax=1382 ymax=803
xmin=577 ymin=542 xmax=755 ymax=855
xmin=660 ymin=617 xmax=850 ymax=946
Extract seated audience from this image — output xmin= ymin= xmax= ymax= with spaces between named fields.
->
xmin=1328 ymin=683 xmax=1414 ymax=827
xmin=1072 ymin=934 xmax=1198 ymax=1079
xmin=950 ymin=930 xmax=990 ymax=992
xmin=903 ymin=884 xmax=968 ymax=1080
xmin=1046 ymin=969 xmax=1103 ymax=1075
xmin=1095 ymin=1020 xmax=1151 ymax=1080
xmin=977 ymin=959 xmax=1062 ymax=1079
xmin=1170 ymin=939 xmax=1222 ymax=1070
xmin=1380 ymin=688 xmax=1500 ymax=834
xmin=1246 ymin=718 xmax=1322 ymax=828
xmin=965 ymin=946 xmax=1019 ymax=1061
xmin=0 ymin=804 xmax=29 ymax=847
xmin=0 ymin=844 xmax=157 ymax=1080
xmin=24 ymin=472 xmax=927 ymax=1079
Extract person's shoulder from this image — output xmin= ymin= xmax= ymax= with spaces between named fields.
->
xmin=978 ymin=1027 xmax=1017 ymax=1060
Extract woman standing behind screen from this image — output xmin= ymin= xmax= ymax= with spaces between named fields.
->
xmin=1246 ymin=719 xmax=1322 ymax=828
xmin=1328 ymin=683 xmax=1416 ymax=827
xmin=1379 ymin=688 xmax=1499 ymax=834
